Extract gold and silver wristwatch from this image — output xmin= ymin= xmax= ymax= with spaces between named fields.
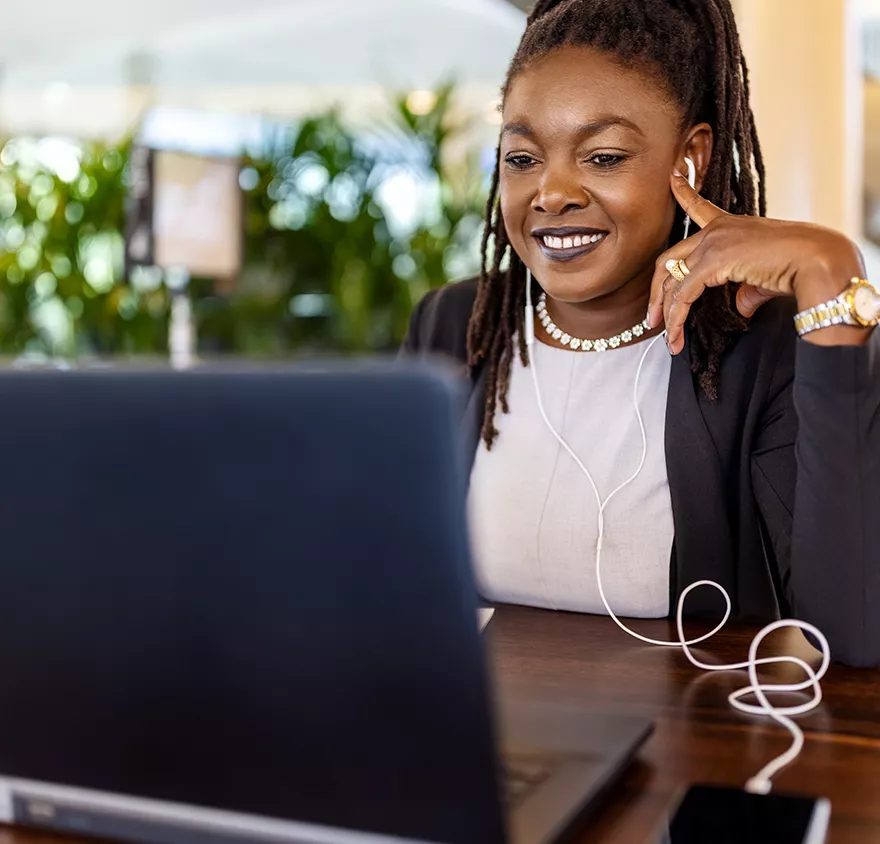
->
xmin=793 ymin=278 xmax=880 ymax=337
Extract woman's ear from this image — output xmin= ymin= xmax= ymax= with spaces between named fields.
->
xmin=678 ymin=124 xmax=713 ymax=192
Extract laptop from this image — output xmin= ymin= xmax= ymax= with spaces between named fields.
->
xmin=0 ymin=364 xmax=652 ymax=844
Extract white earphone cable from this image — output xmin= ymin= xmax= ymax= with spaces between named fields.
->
xmin=524 ymin=270 xmax=830 ymax=794
xmin=682 ymin=157 xmax=696 ymax=240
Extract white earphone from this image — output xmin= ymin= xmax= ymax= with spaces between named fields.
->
xmin=523 ymin=263 xmax=830 ymax=795
xmin=682 ymin=155 xmax=696 ymax=239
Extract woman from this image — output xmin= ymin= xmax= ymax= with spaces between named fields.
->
xmin=402 ymin=0 xmax=880 ymax=666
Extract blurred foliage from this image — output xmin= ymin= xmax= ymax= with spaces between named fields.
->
xmin=0 ymin=138 xmax=169 ymax=356
xmin=0 ymin=83 xmax=486 ymax=358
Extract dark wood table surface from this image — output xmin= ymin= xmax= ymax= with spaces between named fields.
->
xmin=1 ymin=605 xmax=878 ymax=844
xmin=487 ymin=605 xmax=880 ymax=843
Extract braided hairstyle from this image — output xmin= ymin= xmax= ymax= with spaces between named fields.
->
xmin=467 ymin=0 xmax=766 ymax=448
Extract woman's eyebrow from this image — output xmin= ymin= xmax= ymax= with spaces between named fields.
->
xmin=501 ymin=116 xmax=645 ymax=140
xmin=575 ymin=116 xmax=645 ymax=138
xmin=501 ymin=122 xmax=535 ymax=139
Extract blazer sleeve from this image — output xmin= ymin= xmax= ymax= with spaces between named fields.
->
xmin=398 ymin=280 xmax=476 ymax=365
xmin=400 ymin=292 xmax=428 ymax=355
xmin=752 ymin=328 xmax=880 ymax=666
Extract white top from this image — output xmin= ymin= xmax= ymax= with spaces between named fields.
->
xmin=468 ymin=336 xmax=674 ymax=618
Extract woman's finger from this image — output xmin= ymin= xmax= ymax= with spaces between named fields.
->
xmin=735 ymin=284 xmax=782 ymax=318
xmin=670 ymin=170 xmax=727 ymax=229
xmin=663 ymin=271 xmax=707 ymax=354
xmin=662 ymin=240 xmax=736 ymax=353
xmin=661 ymin=249 xmax=782 ymax=352
xmin=648 ymin=174 xmax=731 ymax=334
xmin=648 ymin=230 xmax=706 ymax=328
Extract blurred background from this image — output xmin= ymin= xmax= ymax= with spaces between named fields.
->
xmin=0 ymin=0 xmax=878 ymax=363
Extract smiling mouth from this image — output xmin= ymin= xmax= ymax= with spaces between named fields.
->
xmin=533 ymin=229 xmax=608 ymax=263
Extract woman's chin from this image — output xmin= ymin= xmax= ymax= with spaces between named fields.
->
xmin=533 ymin=264 xmax=619 ymax=304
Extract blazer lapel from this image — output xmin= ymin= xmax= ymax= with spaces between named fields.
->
xmin=666 ymin=341 xmax=737 ymax=617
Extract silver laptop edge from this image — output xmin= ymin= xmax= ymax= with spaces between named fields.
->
xmin=0 ymin=777 xmax=438 ymax=844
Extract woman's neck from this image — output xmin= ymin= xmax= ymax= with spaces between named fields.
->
xmin=537 ymin=274 xmax=657 ymax=346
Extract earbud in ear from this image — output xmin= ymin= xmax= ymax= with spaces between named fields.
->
xmin=684 ymin=156 xmax=697 ymax=190
xmin=682 ymin=157 xmax=697 ymax=239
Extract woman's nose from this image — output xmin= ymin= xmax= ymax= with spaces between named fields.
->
xmin=532 ymin=166 xmax=590 ymax=216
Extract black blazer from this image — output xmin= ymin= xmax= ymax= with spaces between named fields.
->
xmin=402 ymin=278 xmax=880 ymax=667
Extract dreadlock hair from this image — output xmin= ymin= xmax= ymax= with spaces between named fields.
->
xmin=467 ymin=0 xmax=766 ymax=448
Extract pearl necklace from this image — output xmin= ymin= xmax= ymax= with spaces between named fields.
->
xmin=536 ymin=292 xmax=651 ymax=352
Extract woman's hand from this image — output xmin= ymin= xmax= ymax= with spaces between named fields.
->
xmin=648 ymin=170 xmax=869 ymax=354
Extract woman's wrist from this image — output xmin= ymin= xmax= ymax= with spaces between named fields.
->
xmin=793 ymin=236 xmax=873 ymax=347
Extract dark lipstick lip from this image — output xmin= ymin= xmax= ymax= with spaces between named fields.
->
xmin=531 ymin=226 xmax=608 ymax=238
xmin=534 ymin=231 xmax=607 ymax=263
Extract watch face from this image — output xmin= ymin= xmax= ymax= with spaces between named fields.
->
xmin=853 ymin=285 xmax=880 ymax=323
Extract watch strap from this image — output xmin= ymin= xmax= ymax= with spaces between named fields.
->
xmin=793 ymin=293 xmax=857 ymax=337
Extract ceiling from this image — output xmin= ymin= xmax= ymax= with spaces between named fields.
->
xmin=0 ymin=0 xmax=527 ymax=137
xmin=2 ymin=0 xmax=526 ymax=88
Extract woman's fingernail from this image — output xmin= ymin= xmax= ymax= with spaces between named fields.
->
xmin=673 ymin=167 xmax=684 ymax=178
xmin=645 ymin=309 xmax=653 ymax=329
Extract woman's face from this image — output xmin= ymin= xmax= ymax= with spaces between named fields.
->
xmin=500 ymin=46 xmax=702 ymax=305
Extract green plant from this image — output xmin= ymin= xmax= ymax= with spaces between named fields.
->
xmin=0 ymin=84 xmax=486 ymax=358
xmin=198 ymin=83 xmax=486 ymax=355
xmin=0 ymin=137 xmax=170 ymax=357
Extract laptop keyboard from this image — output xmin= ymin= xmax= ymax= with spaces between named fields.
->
xmin=500 ymin=753 xmax=556 ymax=809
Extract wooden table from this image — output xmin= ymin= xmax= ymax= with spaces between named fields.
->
xmin=487 ymin=605 xmax=880 ymax=843
xmin=2 ymin=605 xmax=878 ymax=844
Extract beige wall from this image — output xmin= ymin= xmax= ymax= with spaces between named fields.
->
xmin=863 ymin=80 xmax=880 ymax=230
xmin=734 ymin=0 xmax=863 ymax=237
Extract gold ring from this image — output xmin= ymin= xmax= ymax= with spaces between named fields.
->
xmin=666 ymin=258 xmax=691 ymax=283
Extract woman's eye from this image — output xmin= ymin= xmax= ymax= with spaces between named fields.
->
xmin=588 ymin=154 xmax=626 ymax=168
xmin=505 ymin=154 xmax=538 ymax=170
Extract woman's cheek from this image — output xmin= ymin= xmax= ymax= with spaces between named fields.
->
xmin=500 ymin=200 xmax=527 ymax=249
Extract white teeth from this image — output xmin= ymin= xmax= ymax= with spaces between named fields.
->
xmin=541 ymin=233 xmax=604 ymax=250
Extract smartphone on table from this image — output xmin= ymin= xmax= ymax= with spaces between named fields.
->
xmin=659 ymin=783 xmax=830 ymax=844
